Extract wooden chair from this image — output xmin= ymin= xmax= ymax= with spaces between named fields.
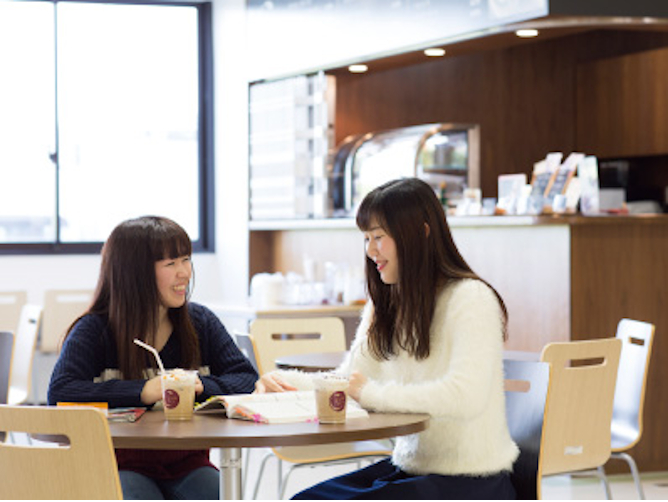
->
xmin=599 ymin=319 xmax=655 ymax=499
xmin=0 ymin=290 xmax=27 ymax=334
xmin=250 ymin=317 xmax=347 ymax=376
xmin=0 ymin=405 xmax=122 ymax=499
xmin=7 ymin=304 xmax=42 ymax=406
xmin=540 ymin=338 xmax=622 ymax=497
xmin=41 ymin=289 xmax=93 ymax=353
xmin=504 ymin=358 xmax=551 ymax=500
xmin=248 ymin=318 xmax=391 ymax=499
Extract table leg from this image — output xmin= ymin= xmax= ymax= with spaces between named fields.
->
xmin=219 ymin=447 xmax=243 ymax=500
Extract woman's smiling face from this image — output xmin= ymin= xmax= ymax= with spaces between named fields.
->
xmin=155 ymin=255 xmax=192 ymax=309
xmin=364 ymin=219 xmax=398 ymax=285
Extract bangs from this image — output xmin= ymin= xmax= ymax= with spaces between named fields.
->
xmin=146 ymin=218 xmax=192 ymax=260
xmin=356 ymin=193 xmax=388 ymax=232
xmin=160 ymin=233 xmax=192 ymax=259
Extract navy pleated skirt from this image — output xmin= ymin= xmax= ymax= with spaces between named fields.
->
xmin=291 ymin=458 xmax=516 ymax=500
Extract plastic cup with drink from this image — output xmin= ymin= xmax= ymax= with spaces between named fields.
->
xmin=314 ymin=373 xmax=349 ymax=424
xmin=160 ymin=368 xmax=198 ymax=421
xmin=133 ymin=339 xmax=197 ymax=421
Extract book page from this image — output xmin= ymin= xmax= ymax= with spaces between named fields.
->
xmin=232 ymin=399 xmax=318 ymax=423
xmin=197 ymin=390 xmax=369 ymax=424
xmin=195 ymin=390 xmax=313 ymax=413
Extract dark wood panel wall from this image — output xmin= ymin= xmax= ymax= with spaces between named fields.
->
xmin=571 ymin=221 xmax=668 ymax=473
xmin=334 ymin=30 xmax=668 ymax=198
xmin=577 ymin=46 xmax=668 ymax=157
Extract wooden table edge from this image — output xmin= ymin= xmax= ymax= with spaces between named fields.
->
xmin=108 ymin=411 xmax=430 ymax=450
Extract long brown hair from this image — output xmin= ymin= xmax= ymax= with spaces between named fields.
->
xmin=356 ymin=178 xmax=508 ymax=360
xmin=66 ymin=216 xmax=200 ymax=379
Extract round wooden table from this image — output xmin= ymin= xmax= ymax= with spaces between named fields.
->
xmin=108 ymin=409 xmax=429 ymax=499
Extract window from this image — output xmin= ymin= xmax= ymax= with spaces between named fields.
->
xmin=0 ymin=0 xmax=213 ymax=253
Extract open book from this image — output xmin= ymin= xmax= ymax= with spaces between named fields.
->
xmin=194 ymin=390 xmax=368 ymax=424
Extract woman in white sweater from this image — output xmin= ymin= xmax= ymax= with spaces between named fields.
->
xmin=256 ymin=178 xmax=519 ymax=499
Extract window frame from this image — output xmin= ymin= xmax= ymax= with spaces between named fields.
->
xmin=0 ymin=0 xmax=214 ymax=255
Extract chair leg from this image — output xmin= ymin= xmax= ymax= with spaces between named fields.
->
xmin=279 ymin=464 xmax=300 ymax=500
xmin=612 ymin=452 xmax=646 ymax=500
xmin=277 ymin=458 xmax=287 ymax=499
xmin=252 ymin=449 xmax=276 ymax=500
xmin=596 ymin=465 xmax=613 ymax=500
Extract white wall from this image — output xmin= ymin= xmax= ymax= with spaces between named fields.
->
xmin=0 ymin=253 xmax=227 ymax=305
xmin=211 ymin=0 xmax=250 ymax=306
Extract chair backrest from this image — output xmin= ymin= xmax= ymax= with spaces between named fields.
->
xmin=41 ymin=289 xmax=93 ymax=353
xmin=611 ymin=318 xmax=655 ymax=451
xmin=234 ymin=331 xmax=260 ymax=373
xmin=540 ymin=337 xmax=622 ymax=476
xmin=0 ymin=405 xmax=122 ymax=499
xmin=8 ymin=304 xmax=43 ymax=405
xmin=0 ymin=331 xmax=14 ymax=406
xmin=504 ymin=358 xmax=551 ymax=500
xmin=0 ymin=290 xmax=27 ymax=333
xmin=249 ymin=317 xmax=346 ymax=374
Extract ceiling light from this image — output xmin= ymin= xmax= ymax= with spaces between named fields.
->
xmin=424 ymin=48 xmax=446 ymax=57
xmin=515 ymin=29 xmax=539 ymax=38
xmin=348 ymin=64 xmax=368 ymax=73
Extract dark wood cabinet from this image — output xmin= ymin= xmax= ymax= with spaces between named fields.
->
xmin=576 ymin=46 xmax=668 ymax=157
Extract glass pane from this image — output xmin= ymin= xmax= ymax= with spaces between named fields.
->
xmin=57 ymin=3 xmax=200 ymax=242
xmin=0 ymin=1 xmax=56 ymax=243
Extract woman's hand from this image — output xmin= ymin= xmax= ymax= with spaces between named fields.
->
xmin=254 ymin=373 xmax=298 ymax=394
xmin=140 ymin=375 xmax=163 ymax=405
xmin=347 ymin=371 xmax=368 ymax=402
xmin=194 ymin=376 xmax=204 ymax=395
xmin=141 ymin=375 xmax=205 ymax=405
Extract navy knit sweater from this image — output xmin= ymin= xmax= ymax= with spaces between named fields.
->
xmin=48 ymin=302 xmax=258 ymax=479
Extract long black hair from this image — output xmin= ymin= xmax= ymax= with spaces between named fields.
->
xmin=356 ymin=178 xmax=508 ymax=360
xmin=65 ymin=216 xmax=200 ymax=379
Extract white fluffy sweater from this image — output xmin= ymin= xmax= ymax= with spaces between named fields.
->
xmin=276 ymin=279 xmax=519 ymax=476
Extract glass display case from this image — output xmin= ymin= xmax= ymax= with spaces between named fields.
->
xmin=330 ymin=123 xmax=480 ymax=216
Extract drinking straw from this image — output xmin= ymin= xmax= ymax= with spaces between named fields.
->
xmin=133 ymin=338 xmax=166 ymax=375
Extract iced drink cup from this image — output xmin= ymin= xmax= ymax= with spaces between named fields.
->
xmin=314 ymin=374 xmax=348 ymax=424
xmin=161 ymin=369 xmax=198 ymax=421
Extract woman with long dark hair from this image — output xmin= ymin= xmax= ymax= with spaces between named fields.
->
xmin=257 ymin=178 xmax=518 ymax=499
xmin=48 ymin=216 xmax=258 ymax=500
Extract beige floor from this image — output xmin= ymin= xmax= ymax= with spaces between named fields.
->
xmin=232 ymin=447 xmax=668 ymax=500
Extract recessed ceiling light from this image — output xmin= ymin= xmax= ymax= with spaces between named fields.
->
xmin=424 ymin=48 xmax=446 ymax=57
xmin=515 ymin=29 xmax=539 ymax=38
xmin=348 ymin=64 xmax=368 ymax=73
